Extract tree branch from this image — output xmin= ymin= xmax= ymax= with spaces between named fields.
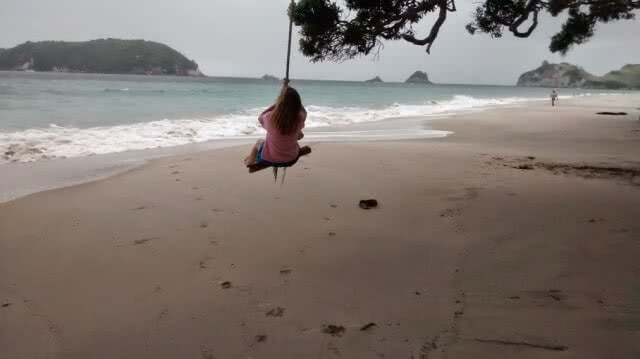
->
xmin=510 ymin=8 xmax=539 ymax=37
xmin=402 ymin=0 xmax=451 ymax=53
xmin=508 ymin=0 xmax=541 ymax=37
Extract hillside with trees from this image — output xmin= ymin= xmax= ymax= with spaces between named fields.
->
xmin=0 ymin=39 xmax=203 ymax=76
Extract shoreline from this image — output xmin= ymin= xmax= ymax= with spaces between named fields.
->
xmin=1 ymin=94 xmax=638 ymax=203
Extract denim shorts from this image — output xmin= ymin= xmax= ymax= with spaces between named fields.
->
xmin=256 ymin=142 xmax=299 ymax=168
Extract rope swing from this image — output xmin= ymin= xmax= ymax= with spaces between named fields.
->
xmin=246 ymin=0 xmax=312 ymax=179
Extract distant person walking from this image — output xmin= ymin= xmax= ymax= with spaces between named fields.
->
xmin=551 ymin=90 xmax=558 ymax=107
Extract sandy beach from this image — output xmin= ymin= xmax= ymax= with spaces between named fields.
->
xmin=1 ymin=95 xmax=639 ymax=358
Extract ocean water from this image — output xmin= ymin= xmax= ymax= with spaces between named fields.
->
xmin=0 ymin=71 xmax=619 ymax=163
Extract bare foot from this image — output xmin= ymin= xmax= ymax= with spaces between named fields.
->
xmin=244 ymin=156 xmax=256 ymax=166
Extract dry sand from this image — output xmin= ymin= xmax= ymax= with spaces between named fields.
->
xmin=1 ymin=95 xmax=639 ymax=358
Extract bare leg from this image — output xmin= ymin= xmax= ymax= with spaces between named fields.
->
xmin=244 ymin=139 xmax=264 ymax=166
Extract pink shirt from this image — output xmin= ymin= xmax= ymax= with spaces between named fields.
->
xmin=259 ymin=109 xmax=306 ymax=163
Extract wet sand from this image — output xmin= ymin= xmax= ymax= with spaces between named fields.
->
xmin=1 ymin=95 xmax=639 ymax=358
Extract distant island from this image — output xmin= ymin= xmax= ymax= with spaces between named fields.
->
xmin=0 ymin=39 xmax=204 ymax=76
xmin=365 ymin=76 xmax=383 ymax=83
xmin=261 ymin=74 xmax=280 ymax=81
xmin=405 ymin=71 xmax=432 ymax=84
xmin=517 ymin=61 xmax=640 ymax=89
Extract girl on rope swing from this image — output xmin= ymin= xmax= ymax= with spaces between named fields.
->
xmin=244 ymin=0 xmax=310 ymax=174
xmin=243 ymin=80 xmax=308 ymax=170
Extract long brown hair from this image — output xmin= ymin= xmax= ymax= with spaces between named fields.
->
xmin=271 ymin=86 xmax=303 ymax=135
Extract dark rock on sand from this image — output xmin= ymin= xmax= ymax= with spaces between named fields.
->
xmin=359 ymin=199 xmax=379 ymax=209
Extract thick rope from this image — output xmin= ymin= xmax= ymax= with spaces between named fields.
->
xmin=272 ymin=0 xmax=295 ymax=185
xmin=285 ymin=0 xmax=294 ymax=82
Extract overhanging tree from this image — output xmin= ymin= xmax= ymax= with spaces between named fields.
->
xmin=290 ymin=0 xmax=639 ymax=61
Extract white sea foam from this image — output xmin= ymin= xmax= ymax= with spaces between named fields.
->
xmin=0 ymin=95 xmax=538 ymax=163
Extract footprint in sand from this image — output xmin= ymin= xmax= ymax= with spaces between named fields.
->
xmin=327 ymin=343 xmax=340 ymax=356
xmin=418 ymin=336 xmax=440 ymax=358
xmin=158 ymin=306 xmax=169 ymax=320
xmin=200 ymin=349 xmax=216 ymax=359
xmin=255 ymin=335 xmax=267 ymax=343
xmin=200 ymin=221 xmax=209 ymax=228
xmin=440 ymin=208 xmax=460 ymax=218
xmin=360 ymin=322 xmax=376 ymax=332
xmin=322 ymin=324 xmax=346 ymax=337
xmin=587 ymin=218 xmax=605 ymax=223
xmin=199 ymin=256 xmax=213 ymax=270
xmin=464 ymin=187 xmax=482 ymax=200
xmin=2 ymin=303 xmax=10 ymax=308
xmin=266 ymin=307 xmax=285 ymax=317
xmin=547 ymin=289 xmax=564 ymax=301
xmin=134 ymin=205 xmax=146 ymax=211
xmin=195 ymin=196 xmax=204 ymax=201
xmin=525 ymin=289 xmax=567 ymax=302
xmin=171 ymin=171 xmax=181 ymax=175
xmin=280 ymin=269 xmax=292 ymax=275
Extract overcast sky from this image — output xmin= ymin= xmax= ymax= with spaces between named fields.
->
xmin=1 ymin=0 xmax=638 ymax=85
